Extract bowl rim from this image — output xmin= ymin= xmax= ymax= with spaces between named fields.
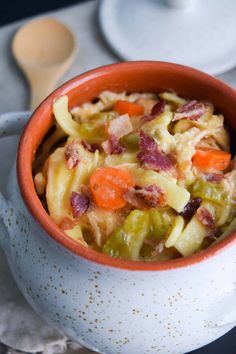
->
xmin=17 ymin=61 xmax=236 ymax=271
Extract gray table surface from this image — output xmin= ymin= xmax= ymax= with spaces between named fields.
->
xmin=1 ymin=0 xmax=236 ymax=115
xmin=0 ymin=0 xmax=117 ymax=114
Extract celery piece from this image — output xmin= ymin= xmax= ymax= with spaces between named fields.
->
xmin=102 ymin=210 xmax=149 ymax=260
xmin=91 ymin=112 xmax=116 ymax=124
xmin=79 ymin=122 xmax=106 ymax=143
xmin=140 ymin=209 xmax=174 ymax=260
xmin=174 ymin=202 xmax=216 ymax=256
xmin=120 ymin=132 xmax=139 ymax=151
xmin=216 ymin=204 xmax=232 ymax=226
xmin=148 ymin=209 xmax=172 ymax=240
xmin=165 ymin=216 xmax=185 ymax=248
xmin=174 ymin=214 xmax=207 ymax=256
xmin=139 ymin=242 xmax=154 ymax=260
xmin=215 ymin=217 xmax=236 ymax=242
xmin=79 ymin=112 xmax=116 ymax=143
xmin=191 ymin=180 xmax=227 ymax=206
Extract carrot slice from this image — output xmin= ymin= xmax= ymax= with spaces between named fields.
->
xmin=192 ymin=147 xmax=231 ymax=171
xmin=90 ymin=167 xmax=135 ymax=210
xmin=114 ymin=100 xmax=144 ymax=116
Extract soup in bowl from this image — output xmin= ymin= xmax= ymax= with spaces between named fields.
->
xmin=33 ymin=89 xmax=235 ymax=262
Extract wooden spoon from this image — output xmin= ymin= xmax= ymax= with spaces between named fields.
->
xmin=12 ymin=17 xmax=76 ymax=110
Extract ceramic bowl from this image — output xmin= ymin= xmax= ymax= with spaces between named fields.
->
xmin=0 ymin=62 xmax=236 ymax=354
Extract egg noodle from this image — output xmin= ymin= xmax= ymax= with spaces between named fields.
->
xmin=33 ymin=91 xmax=236 ymax=261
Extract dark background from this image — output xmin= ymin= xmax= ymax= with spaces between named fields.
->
xmin=1 ymin=0 xmax=236 ymax=353
xmin=0 ymin=0 xmax=82 ymax=26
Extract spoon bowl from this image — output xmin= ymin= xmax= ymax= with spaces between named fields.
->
xmin=12 ymin=17 xmax=76 ymax=110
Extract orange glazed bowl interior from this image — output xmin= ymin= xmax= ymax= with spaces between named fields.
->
xmin=17 ymin=61 xmax=236 ymax=271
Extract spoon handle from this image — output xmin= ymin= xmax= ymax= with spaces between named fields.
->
xmin=28 ymin=57 xmax=75 ymax=110
xmin=29 ymin=74 xmax=58 ymax=110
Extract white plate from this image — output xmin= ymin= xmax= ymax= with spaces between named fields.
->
xmin=99 ymin=0 xmax=236 ymax=75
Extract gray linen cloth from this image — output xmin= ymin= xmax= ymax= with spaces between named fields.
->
xmin=0 ymin=136 xmax=96 ymax=354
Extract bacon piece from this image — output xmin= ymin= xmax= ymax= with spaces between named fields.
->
xmin=70 ymin=192 xmax=90 ymax=219
xmin=123 ymin=188 xmax=147 ymax=209
xmin=151 ymin=100 xmax=166 ymax=116
xmin=65 ymin=140 xmax=79 ymax=169
xmin=180 ymin=197 xmax=202 ymax=220
xmin=82 ymin=140 xmax=102 ymax=153
xmin=201 ymin=173 xmax=224 ymax=183
xmin=173 ymin=100 xmax=208 ymax=121
xmin=109 ymin=135 xmax=125 ymax=154
xmin=135 ymin=185 xmax=166 ymax=207
xmin=59 ymin=217 xmax=77 ymax=231
xmin=141 ymin=100 xmax=165 ymax=124
xmin=153 ymin=240 xmax=165 ymax=256
xmin=124 ymin=185 xmax=166 ymax=209
xmin=144 ymin=239 xmax=165 ymax=256
xmin=196 ymin=207 xmax=214 ymax=228
xmin=108 ymin=114 xmax=133 ymax=140
xmin=137 ymin=131 xmax=174 ymax=171
xmin=102 ymin=134 xmax=125 ymax=155
xmin=141 ymin=114 xmax=153 ymax=124
xmin=102 ymin=114 xmax=132 ymax=155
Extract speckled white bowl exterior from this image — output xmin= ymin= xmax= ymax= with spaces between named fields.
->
xmin=0 ymin=108 xmax=236 ymax=353
xmin=0 ymin=113 xmax=236 ymax=354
